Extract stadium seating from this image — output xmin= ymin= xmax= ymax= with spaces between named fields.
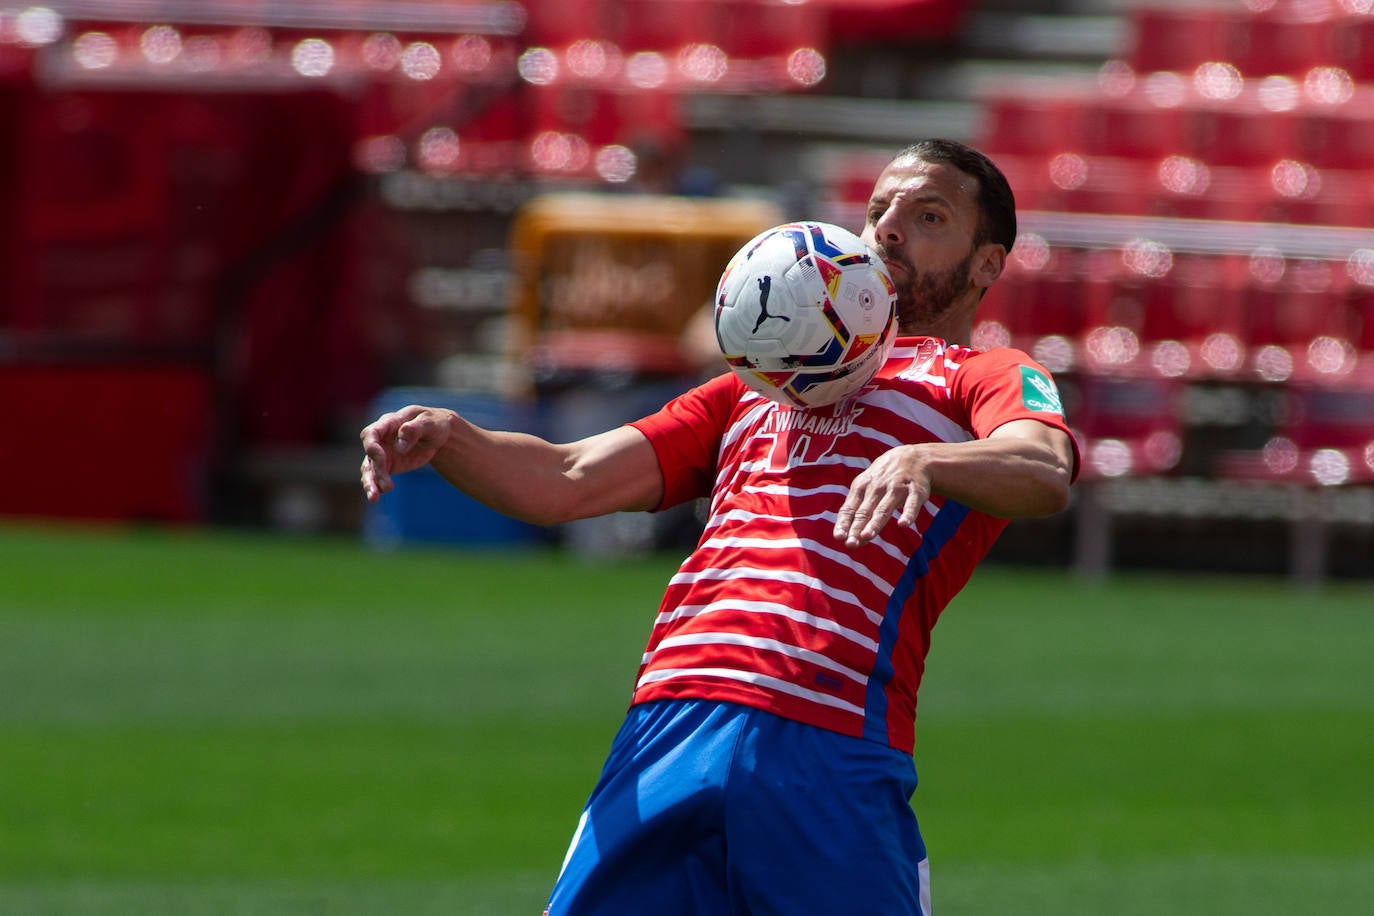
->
xmin=1215 ymin=380 xmax=1374 ymax=486
xmin=1124 ymin=5 xmax=1233 ymax=76
xmin=1071 ymin=373 xmax=1188 ymax=482
xmin=967 ymin=0 xmax=1374 ymax=395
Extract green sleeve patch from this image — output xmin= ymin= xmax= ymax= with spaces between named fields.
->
xmin=1020 ymin=365 xmax=1064 ymax=414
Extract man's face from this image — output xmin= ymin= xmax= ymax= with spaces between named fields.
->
xmin=860 ymin=157 xmax=986 ymax=333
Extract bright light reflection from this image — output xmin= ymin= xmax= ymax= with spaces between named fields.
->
xmin=362 ymin=33 xmax=401 ymax=71
xmin=292 ymin=38 xmax=334 ymax=78
xmin=679 ymin=43 xmax=726 ymax=83
xmin=419 ymin=127 xmax=461 ymax=170
xmin=1262 ymin=437 xmax=1299 ymax=475
xmin=402 ymin=41 xmax=442 ymax=80
xmin=1085 ymin=326 xmax=1141 ymax=366
xmin=1122 ymin=238 xmax=1173 ymax=278
xmin=141 ymin=25 xmax=181 ymax=65
xmin=1257 ymin=75 xmax=1300 ymax=112
xmin=1143 ymin=71 xmax=1186 ymax=108
xmin=16 ymin=7 xmax=62 ymax=47
xmin=566 ymin=39 xmax=609 ymax=79
xmin=787 ymin=48 xmax=825 ymax=86
xmin=355 ymin=135 xmax=406 ymax=173
xmin=1347 ymin=249 xmax=1374 ymax=286
xmin=1194 ymin=61 xmax=1243 ymax=100
xmin=1304 ymin=67 xmax=1354 ymax=105
xmin=1307 ymin=336 xmax=1355 ymax=376
xmin=1144 ymin=431 xmax=1182 ymax=471
xmin=530 ymin=130 xmax=589 ymax=172
xmin=595 ymin=144 xmax=637 ymax=183
xmin=73 ymin=31 xmax=116 ymax=69
xmin=1248 ymin=247 xmax=1286 ymax=284
xmin=1271 ymin=160 xmax=1320 ymax=199
xmin=625 ymin=51 xmax=668 ymax=88
xmin=227 ymin=28 xmax=273 ymax=67
xmin=1097 ymin=59 xmax=1135 ymax=97
xmin=518 ymin=47 xmax=558 ymax=85
xmin=184 ymin=35 xmax=222 ymax=72
xmin=1090 ymin=440 xmax=1134 ymax=478
xmin=1309 ymin=449 xmax=1350 ymax=486
xmin=971 ymin=320 xmax=1012 ymax=351
xmin=1200 ymin=333 xmax=1244 ymax=372
xmin=1151 ymin=340 xmax=1191 ymax=378
xmin=451 ymin=35 xmax=493 ymax=74
xmin=1031 ymin=335 xmax=1075 ymax=373
xmin=1049 ymin=153 xmax=1087 ymax=191
xmin=1253 ymin=344 xmax=1293 ymax=382
xmin=1011 ymin=233 xmax=1051 ymax=271
xmin=1158 ymin=155 xmax=1210 ymax=195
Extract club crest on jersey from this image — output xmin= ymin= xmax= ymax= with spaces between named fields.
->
xmin=757 ymin=398 xmax=862 ymax=470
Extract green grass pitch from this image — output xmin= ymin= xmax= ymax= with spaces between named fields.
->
xmin=1 ymin=521 xmax=1371 ymax=914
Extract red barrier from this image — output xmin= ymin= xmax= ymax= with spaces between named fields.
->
xmin=0 ymin=363 xmax=212 ymax=522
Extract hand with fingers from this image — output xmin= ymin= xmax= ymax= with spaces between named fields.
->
xmin=359 ymin=405 xmax=456 ymax=503
xmin=833 ymin=445 xmax=932 ymax=548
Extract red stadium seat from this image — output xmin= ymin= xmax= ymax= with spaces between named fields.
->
xmin=1222 ymin=8 xmax=1337 ymax=78
xmin=1149 ymin=163 xmax=1269 ymax=223
xmin=615 ymin=0 xmax=719 ymax=54
xmin=985 ymin=152 xmax=1052 ymax=214
xmin=1257 ymin=165 xmax=1374 ymax=228
xmin=1290 ymin=88 xmax=1374 ymax=171
xmin=1125 ymin=6 xmax=1233 ymax=75
xmin=1348 ymin=277 xmax=1374 ymax=386
xmin=822 ymin=0 xmax=970 ymax=45
xmin=1215 ymin=381 xmax=1374 ymax=486
xmin=987 ymin=244 xmax=1095 ymax=372
xmin=1072 ymin=373 xmax=1188 ymax=481
xmin=714 ymin=0 xmax=827 ymax=91
xmin=1076 ymin=89 xmax=1185 ymax=161
xmin=1085 ymin=253 xmax=1253 ymax=381
xmin=1242 ymin=258 xmax=1362 ymax=384
xmin=1036 ymin=154 xmax=1154 ymax=217
xmin=1178 ymin=86 xmax=1296 ymax=168
xmin=523 ymin=0 xmax=610 ymax=48
xmin=523 ymin=83 xmax=683 ymax=168
xmin=976 ymin=91 xmax=1087 ymax=158
xmin=1332 ymin=12 xmax=1374 ymax=82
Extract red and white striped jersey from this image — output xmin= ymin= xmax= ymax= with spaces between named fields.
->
xmin=628 ymin=337 xmax=1077 ymax=753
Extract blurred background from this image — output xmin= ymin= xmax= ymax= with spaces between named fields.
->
xmin=1 ymin=0 xmax=1372 ymax=581
xmin=2 ymin=5 xmax=1372 ymax=914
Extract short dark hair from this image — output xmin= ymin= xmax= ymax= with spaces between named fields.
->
xmin=897 ymin=139 xmax=1017 ymax=253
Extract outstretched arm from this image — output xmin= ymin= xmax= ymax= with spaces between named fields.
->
xmin=832 ymin=419 xmax=1075 ymax=548
xmin=360 ymin=405 xmax=664 ymax=526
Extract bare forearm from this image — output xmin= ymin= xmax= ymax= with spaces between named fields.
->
xmin=425 ymin=417 xmax=562 ymax=523
xmin=362 ymin=404 xmax=664 ymax=522
xmin=833 ymin=419 xmax=1075 ymax=547
xmin=427 ymin=413 xmax=661 ymax=525
xmin=919 ymin=436 xmax=1072 ymax=518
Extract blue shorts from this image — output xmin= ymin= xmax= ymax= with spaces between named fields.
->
xmin=545 ymin=698 xmax=930 ymax=916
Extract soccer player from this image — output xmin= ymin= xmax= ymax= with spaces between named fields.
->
xmin=360 ymin=138 xmax=1078 ymax=915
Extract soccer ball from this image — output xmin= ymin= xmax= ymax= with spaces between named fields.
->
xmin=714 ymin=221 xmax=897 ymax=409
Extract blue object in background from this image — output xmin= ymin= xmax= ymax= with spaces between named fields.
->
xmin=363 ymin=388 xmax=544 ymax=549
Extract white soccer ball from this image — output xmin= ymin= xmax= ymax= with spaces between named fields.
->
xmin=714 ymin=221 xmax=898 ymax=409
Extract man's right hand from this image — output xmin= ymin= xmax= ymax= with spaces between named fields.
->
xmin=359 ymin=405 xmax=454 ymax=502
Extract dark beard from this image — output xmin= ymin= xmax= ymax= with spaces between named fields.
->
xmin=880 ymin=247 xmax=974 ymax=333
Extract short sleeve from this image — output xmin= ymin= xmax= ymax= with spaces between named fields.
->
xmin=952 ymin=348 xmax=1081 ymax=476
xmin=628 ymin=373 xmax=741 ymax=510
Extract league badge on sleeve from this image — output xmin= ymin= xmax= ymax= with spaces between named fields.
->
xmin=1020 ymin=365 xmax=1064 ymax=415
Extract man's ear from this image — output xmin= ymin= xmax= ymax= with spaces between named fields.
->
xmin=971 ymin=243 xmax=1006 ymax=289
